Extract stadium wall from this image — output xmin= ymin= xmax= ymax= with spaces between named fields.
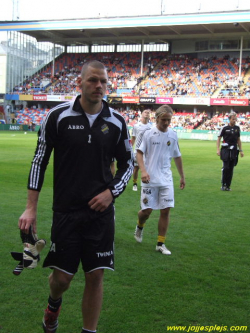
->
xmin=175 ymin=129 xmax=250 ymax=142
xmin=1 ymin=125 xmax=250 ymax=142
xmin=171 ymin=40 xmax=250 ymax=57
xmin=0 ymin=124 xmax=29 ymax=131
xmin=172 ymin=40 xmax=196 ymax=54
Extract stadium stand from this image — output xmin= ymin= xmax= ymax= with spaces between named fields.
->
xmin=10 ymin=52 xmax=250 ymax=100
xmin=15 ymin=106 xmax=250 ymax=132
xmin=16 ymin=107 xmax=50 ymax=126
xmin=9 ymin=52 xmax=250 ymax=132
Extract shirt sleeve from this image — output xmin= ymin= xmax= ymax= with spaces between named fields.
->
xmin=172 ymin=139 xmax=182 ymax=158
xmin=137 ymin=128 xmax=149 ymax=154
xmin=132 ymin=124 xmax=137 ymax=137
xmin=218 ymin=126 xmax=224 ymax=137
xmin=172 ymin=131 xmax=181 ymax=158
xmin=27 ymin=110 xmax=57 ymax=191
xmin=108 ymin=117 xmax=134 ymax=198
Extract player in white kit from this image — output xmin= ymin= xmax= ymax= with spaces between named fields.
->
xmin=131 ymin=109 xmax=152 ymax=191
xmin=134 ymin=105 xmax=185 ymax=255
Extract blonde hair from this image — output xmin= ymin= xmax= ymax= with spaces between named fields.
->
xmin=155 ymin=105 xmax=173 ymax=119
xmin=228 ymin=111 xmax=237 ymax=119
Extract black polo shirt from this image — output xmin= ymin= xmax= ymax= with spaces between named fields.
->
xmin=218 ymin=124 xmax=240 ymax=148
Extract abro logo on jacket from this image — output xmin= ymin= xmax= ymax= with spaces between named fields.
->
xmin=68 ymin=125 xmax=84 ymax=129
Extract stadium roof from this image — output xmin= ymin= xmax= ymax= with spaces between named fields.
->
xmin=1 ymin=10 xmax=250 ymax=46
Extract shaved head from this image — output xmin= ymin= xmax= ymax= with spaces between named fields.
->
xmin=81 ymin=60 xmax=107 ymax=78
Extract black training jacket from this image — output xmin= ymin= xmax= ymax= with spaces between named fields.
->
xmin=28 ymin=96 xmax=133 ymax=212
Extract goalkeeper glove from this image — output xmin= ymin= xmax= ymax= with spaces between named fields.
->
xmin=11 ymin=226 xmax=46 ymax=275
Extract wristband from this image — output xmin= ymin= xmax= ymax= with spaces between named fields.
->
xmin=239 ymin=149 xmax=243 ymax=152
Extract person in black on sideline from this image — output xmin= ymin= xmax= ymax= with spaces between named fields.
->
xmin=216 ymin=111 xmax=244 ymax=191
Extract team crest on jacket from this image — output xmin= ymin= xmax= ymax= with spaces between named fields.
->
xmin=167 ymin=141 xmax=171 ymax=146
xmin=143 ymin=197 xmax=148 ymax=205
xmin=101 ymin=124 xmax=109 ymax=134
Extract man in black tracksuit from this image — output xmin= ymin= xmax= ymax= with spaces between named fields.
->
xmin=217 ymin=111 xmax=244 ymax=191
xmin=18 ymin=60 xmax=133 ymax=333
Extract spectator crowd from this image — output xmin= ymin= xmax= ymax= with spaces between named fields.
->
xmin=10 ymin=52 xmax=250 ymax=133
xmin=15 ymin=107 xmax=250 ymax=132
xmin=10 ymin=53 xmax=250 ymax=99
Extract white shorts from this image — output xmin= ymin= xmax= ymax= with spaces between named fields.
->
xmin=140 ymin=186 xmax=174 ymax=210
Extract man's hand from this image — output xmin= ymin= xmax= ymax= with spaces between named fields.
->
xmin=18 ymin=189 xmax=39 ymax=234
xmin=141 ymin=170 xmax=150 ymax=184
xmin=88 ymin=189 xmax=113 ymax=212
xmin=18 ymin=208 xmax=37 ymax=234
xmin=180 ymin=176 xmax=186 ymax=190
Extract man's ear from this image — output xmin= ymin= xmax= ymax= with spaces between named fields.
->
xmin=76 ymin=76 xmax=82 ymax=89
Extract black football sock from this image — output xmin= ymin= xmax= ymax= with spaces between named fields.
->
xmin=47 ymin=296 xmax=62 ymax=313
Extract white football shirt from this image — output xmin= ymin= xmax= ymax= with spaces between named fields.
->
xmin=132 ymin=122 xmax=152 ymax=152
xmin=138 ymin=127 xmax=181 ymax=187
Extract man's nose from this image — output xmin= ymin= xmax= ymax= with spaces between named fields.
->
xmin=96 ymin=80 xmax=102 ymax=87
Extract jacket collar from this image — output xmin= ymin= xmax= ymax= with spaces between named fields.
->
xmin=73 ymin=95 xmax=111 ymax=117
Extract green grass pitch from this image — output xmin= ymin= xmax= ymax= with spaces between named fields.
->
xmin=0 ymin=131 xmax=249 ymax=333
